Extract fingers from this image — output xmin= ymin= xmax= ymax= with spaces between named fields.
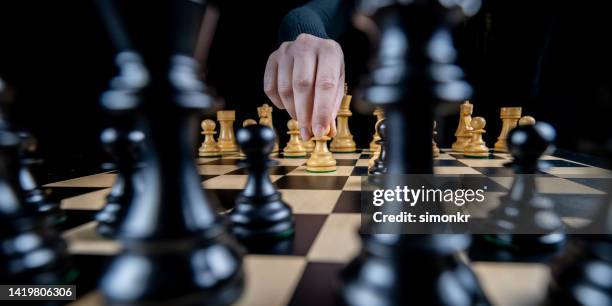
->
xmin=263 ymin=51 xmax=283 ymax=110
xmin=276 ymin=43 xmax=297 ymax=119
xmin=292 ymin=42 xmax=317 ymax=140
xmin=329 ymin=63 xmax=345 ymax=138
xmin=312 ymin=41 xmax=344 ymax=138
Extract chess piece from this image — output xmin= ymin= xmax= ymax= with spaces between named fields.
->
xmin=451 ymin=101 xmax=473 ymax=152
xmin=368 ymin=119 xmax=386 ymax=175
xmin=480 ymin=122 xmax=565 ymax=255
xmin=97 ymin=3 xmax=244 ymax=304
xmin=432 ymin=121 xmax=440 ymax=157
xmin=239 ymin=119 xmax=257 ymax=157
xmin=17 ymin=131 xmax=64 ymax=224
xmin=518 ymin=115 xmax=536 ymax=126
xmin=304 ymin=138 xmax=315 ymax=153
xmin=369 ymin=107 xmax=384 ymax=152
xmin=217 ymin=110 xmax=238 ymax=153
xmin=306 ymin=126 xmax=336 ymax=173
xmin=548 ymin=138 xmax=611 ymax=306
xmin=330 ymin=84 xmax=357 ymax=153
xmin=198 ymin=119 xmax=221 ymax=157
xmin=369 ymin=118 xmax=384 ymax=169
xmin=95 ymin=128 xmax=145 ymax=238
xmin=340 ymin=2 xmax=488 ymax=306
xmin=229 ymin=124 xmax=294 ymax=240
xmin=0 ymin=79 xmax=75 ymax=286
xmin=283 ymin=119 xmax=306 ymax=158
xmin=464 ymin=117 xmax=490 ymax=158
xmin=494 ymin=107 xmax=522 ymax=152
xmin=257 ymin=103 xmax=279 ymax=153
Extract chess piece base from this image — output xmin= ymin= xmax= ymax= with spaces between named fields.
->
xmin=229 ymin=192 xmax=295 ymax=240
xmin=283 ymin=152 xmax=306 ymax=158
xmin=306 ymin=166 xmax=337 ymax=173
xmin=330 ymin=139 xmax=356 ymax=153
xmin=198 ymin=150 xmax=222 ymax=157
xmin=493 ymin=141 xmax=508 ymax=153
xmin=451 ymin=137 xmax=470 ymax=152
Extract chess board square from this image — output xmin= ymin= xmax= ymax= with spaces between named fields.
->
xmin=209 ymin=189 xmax=240 ymax=211
xmin=196 ymin=157 xmax=220 ymax=164
xmin=458 ymin=159 xmax=511 ymax=167
xmin=548 ymin=194 xmax=608 ymax=218
xmin=564 ymin=178 xmax=612 ymax=193
xmin=60 ymin=188 xmax=111 ymax=210
xmin=490 ymin=177 xmax=606 ymax=194
xmin=274 ymin=176 xmax=348 ymax=190
xmin=544 ymin=160 xmax=587 ymax=167
xmin=275 ymin=158 xmax=308 ymax=166
xmin=434 ymin=159 xmax=467 ymax=167
xmin=307 ymin=213 xmax=361 ymax=263
xmin=434 ymin=166 xmax=482 ymax=175
xmin=335 ymin=159 xmax=357 ymax=166
xmin=280 ymin=189 xmax=342 ymax=214
xmin=201 ymin=158 xmax=241 ymax=165
xmin=288 ymin=166 xmax=354 ymax=176
xmin=203 ymin=175 xmax=282 ymax=189
xmin=44 ymin=173 xmax=117 ymax=188
xmin=57 ymin=210 xmax=99 ymax=232
xmin=491 ymin=153 xmax=512 ymax=159
xmin=288 ymin=262 xmax=345 ymax=306
xmin=333 ymin=191 xmax=361 ymax=213
xmin=359 ymin=153 xmax=371 ymax=159
xmin=350 ymin=166 xmax=369 ymax=176
xmin=332 ymin=153 xmax=361 ymax=160
xmin=436 ymin=152 xmax=456 ymax=160
xmin=449 ymin=153 xmax=503 ymax=160
xmin=342 ymin=176 xmax=362 ymax=191
xmin=234 ymin=255 xmax=307 ymax=306
xmin=62 ymin=221 xmax=120 ymax=255
xmin=473 ymin=167 xmax=551 ymax=177
xmin=197 ymin=165 xmax=240 ymax=175
xmin=544 ymin=167 xmax=612 ymax=178
xmin=473 ymin=262 xmax=549 ymax=306
xmin=355 ymin=159 xmax=370 ymax=167
xmin=45 ymin=187 xmax=109 ymax=203
xmin=199 ymin=174 xmax=218 ymax=181
xmin=226 ymin=166 xmax=298 ymax=175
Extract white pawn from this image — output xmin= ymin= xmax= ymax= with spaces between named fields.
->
xmin=283 ymin=119 xmax=307 ymax=158
xmin=463 ymin=117 xmax=490 ymax=158
xmin=198 ymin=119 xmax=221 ymax=157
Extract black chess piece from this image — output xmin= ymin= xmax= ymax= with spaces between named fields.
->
xmin=480 ymin=122 xmax=566 ymax=255
xmin=229 ymin=124 xmax=294 ymax=241
xmin=368 ymin=119 xmax=386 ymax=175
xmin=340 ymin=1 xmax=488 ymax=306
xmin=95 ymin=128 xmax=145 ymax=238
xmin=97 ymin=1 xmax=244 ymax=305
xmin=0 ymin=79 xmax=75 ymax=286
xmin=547 ymin=139 xmax=612 ymax=306
xmin=16 ymin=131 xmax=64 ymax=224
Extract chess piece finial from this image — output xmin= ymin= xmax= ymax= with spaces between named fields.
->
xmin=283 ymin=119 xmax=306 ymax=158
xmin=451 ymin=101 xmax=473 ymax=152
xmin=198 ymin=119 xmax=221 ymax=157
xmin=217 ymin=110 xmax=238 ymax=153
xmin=463 ymin=116 xmax=490 ymax=158
xmin=330 ymin=84 xmax=356 ymax=153
xmin=432 ymin=120 xmax=440 ymax=157
xmin=518 ymin=115 xmax=536 ymax=126
xmin=306 ymin=126 xmax=336 ymax=172
xmin=494 ymin=107 xmax=522 ymax=152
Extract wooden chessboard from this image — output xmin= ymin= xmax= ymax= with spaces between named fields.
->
xmin=42 ymin=149 xmax=611 ymax=306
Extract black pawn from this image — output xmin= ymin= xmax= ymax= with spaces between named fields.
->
xmin=95 ymin=128 xmax=144 ymax=238
xmin=229 ymin=124 xmax=294 ymax=241
xmin=368 ymin=119 xmax=387 ymax=175
xmin=548 ymin=139 xmax=612 ymax=306
xmin=482 ymin=122 xmax=565 ymax=255
xmin=17 ymin=131 xmax=64 ymax=224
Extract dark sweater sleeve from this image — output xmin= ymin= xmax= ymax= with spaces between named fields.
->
xmin=278 ymin=0 xmax=355 ymax=43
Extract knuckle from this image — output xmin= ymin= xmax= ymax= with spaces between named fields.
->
xmin=263 ymin=81 xmax=276 ymax=95
xmin=316 ymin=77 xmax=337 ymax=91
xmin=278 ymin=83 xmax=293 ymax=98
xmin=293 ymin=77 xmax=313 ymax=90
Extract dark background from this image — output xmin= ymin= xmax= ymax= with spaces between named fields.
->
xmin=0 ymin=0 xmax=611 ymax=181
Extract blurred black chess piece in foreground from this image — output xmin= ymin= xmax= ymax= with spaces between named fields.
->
xmin=1 ymin=78 xmax=75 ymax=286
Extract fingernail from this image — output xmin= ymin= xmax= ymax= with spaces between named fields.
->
xmin=300 ymin=128 xmax=310 ymax=140
xmin=313 ymin=124 xmax=326 ymax=138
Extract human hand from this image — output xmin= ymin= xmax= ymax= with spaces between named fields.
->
xmin=264 ymin=33 xmax=345 ymax=140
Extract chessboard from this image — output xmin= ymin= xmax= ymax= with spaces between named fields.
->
xmin=43 ymin=149 xmax=611 ymax=306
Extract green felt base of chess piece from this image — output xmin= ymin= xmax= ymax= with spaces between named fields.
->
xmin=283 ymin=153 xmax=306 ymax=158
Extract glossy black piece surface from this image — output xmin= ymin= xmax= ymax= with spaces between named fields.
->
xmin=368 ymin=119 xmax=386 ymax=175
xmin=229 ymin=124 xmax=294 ymax=241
